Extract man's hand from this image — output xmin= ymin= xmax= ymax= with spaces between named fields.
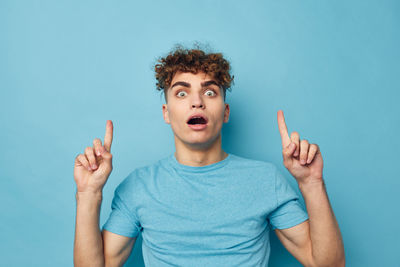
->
xmin=74 ymin=120 xmax=114 ymax=193
xmin=276 ymin=111 xmax=345 ymax=266
xmin=277 ymin=110 xmax=323 ymax=184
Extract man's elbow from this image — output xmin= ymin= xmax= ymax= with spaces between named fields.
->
xmin=337 ymin=257 xmax=346 ymax=267
xmin=326 ymin=257 xmax=345 ymax=267
xmin=309 ymin=254 xmax=345 ymax=267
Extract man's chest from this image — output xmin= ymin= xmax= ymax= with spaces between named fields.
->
xmin=135 ymin=174 xmax=276 ymax=251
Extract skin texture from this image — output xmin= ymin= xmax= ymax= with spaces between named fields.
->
xmin=162 ymin=71 xmax=230 ymax=166
xmin=277 ymin=110 xmax=323 ymax=184
xmin=74 ymin=121 xmax=130 ymax=267
xmin=74 ymin=120 xmax=114 ymax=193
xmin=275 ymin=110 xmax=345 ymax=266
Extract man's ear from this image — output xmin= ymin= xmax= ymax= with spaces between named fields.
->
xmin=162 ymin=104 xmax=170 ymax=124
xmin=223 ymin=103 xmax=230 ymax=123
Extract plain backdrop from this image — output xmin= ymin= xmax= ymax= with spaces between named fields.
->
xmin=1 ymin=1 xmax=399 ymax=266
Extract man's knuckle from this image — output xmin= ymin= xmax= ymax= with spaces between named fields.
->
xmin=102 ymin=152 xmax=112 ymax=159
xmin=309 ymin=144 xmax=317 ymax=151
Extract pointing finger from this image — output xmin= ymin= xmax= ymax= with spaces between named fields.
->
xmin=277 ymin=110 xmax=291 ymax=148
xmin=104 ymin=120 xmax=113 ymax=152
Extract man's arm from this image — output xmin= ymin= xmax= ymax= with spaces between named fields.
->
xmin=74 ymin=191 xmax=137 ymax=267
xmin=102 ymin=229 xmax=137 ymax=267
xmin=73 ymin=120 xmax=136 ymax=267
xmin=74 ymin=191 xmax=105 ymax=267
xmin=274 ymin=181 xmax=345 ymax=267
xmin=275 ymin=110 xmax=345 ymax=266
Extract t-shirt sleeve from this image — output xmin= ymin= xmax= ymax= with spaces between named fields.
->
xmin=268 ymin=166 xmax=309 ymax=230
xmin=101 ymin=178 xmax=141 ymax=238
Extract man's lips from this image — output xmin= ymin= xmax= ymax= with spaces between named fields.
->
xmin=186 ymin=113 xmax=208 ymax=131
xmin=187 ymin=123 xmax=207 ymax=130
xmin=186 ymin=113 xmax=208 ymax=124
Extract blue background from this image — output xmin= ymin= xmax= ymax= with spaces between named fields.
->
xmin=1 ymin=1 xmax=399 ymax=266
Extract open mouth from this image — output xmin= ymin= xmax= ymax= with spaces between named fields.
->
xmin=187 ymin=117 xmax=207 ymax=125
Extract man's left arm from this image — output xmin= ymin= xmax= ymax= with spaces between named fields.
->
xmin=275 ymin=110 xmax=345 ymax=267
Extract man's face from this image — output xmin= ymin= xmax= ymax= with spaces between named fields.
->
xmin=162 ymin=71 xmax=230 ymax=149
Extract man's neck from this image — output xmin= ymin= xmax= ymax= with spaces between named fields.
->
xmin=174 ymin=134 xmax=228 ymax=167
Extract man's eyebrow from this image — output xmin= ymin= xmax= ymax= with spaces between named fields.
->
xmin=201 ymin=80 xmax=220 ymax=87
xmin=170 ymin=81 xmax=190 ymax=89
xmin=170 ymin=80 xmax=220 ymax=90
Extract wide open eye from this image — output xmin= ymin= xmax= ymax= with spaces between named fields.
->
xmin=177 ymin=91 xmax=187 ymax=97
xmin=205 ymin=89 xmax=216 ymax=96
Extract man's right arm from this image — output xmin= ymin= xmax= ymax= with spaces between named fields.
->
xmin=74 ymin=191 xmax=105 ymax=267
xmin=74 ymin=191 xmax=136 ymax=267
xmin=102 ymin=228 xmax=137 ymax=267
xmin=73 ymin=120 xmax=136 ymax=267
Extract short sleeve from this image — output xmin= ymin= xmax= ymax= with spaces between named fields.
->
xmin=102 ymin=181 xmax=141 ymax=238
xmin=268 ymin=166 xmax=309 ymax=230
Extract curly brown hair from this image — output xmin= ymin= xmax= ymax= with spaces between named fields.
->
xmin=154 ymin=44 xmax=234 ymax=102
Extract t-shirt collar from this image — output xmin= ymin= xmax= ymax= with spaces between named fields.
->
xmin=168 ymin=152 xmax=232 ymax=173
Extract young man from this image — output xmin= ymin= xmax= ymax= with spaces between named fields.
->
xmin=73 ymin=46 xmax=345 ymax=266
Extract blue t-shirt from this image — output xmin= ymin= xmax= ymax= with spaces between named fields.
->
xmin=102 ymin=153 xmax=308 ymax=266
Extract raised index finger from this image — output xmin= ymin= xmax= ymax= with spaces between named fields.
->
xmin=104 ymin=120 xmax=113 ymax=152
xmin=277 ymin=110 xmax=291 ymax=148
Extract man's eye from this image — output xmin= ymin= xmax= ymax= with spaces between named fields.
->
xmin=177 ymin=91 xmax=187 ymax=97
xmin=205 ymin=90 xmax=216 ymax=96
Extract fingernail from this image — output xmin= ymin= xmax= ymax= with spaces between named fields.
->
xmin=87 ymin=167 xmax=92 ymax=171
xmin=92 ymin=164 xmax=97 ymax=169
xmin=96 ymin=150 xmax=101 ymax=156
xmin=289 ymin=143 xmax=295 ymax=148
xmin=307 ymin=159 xmax=311 ymax=164
xmin=301 ymin=159 xmax=306 ymax=165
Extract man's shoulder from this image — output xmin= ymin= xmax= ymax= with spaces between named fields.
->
xmin=115 ymin=156 xmax=168 ymax=190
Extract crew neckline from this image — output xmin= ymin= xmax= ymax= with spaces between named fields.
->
xmin=168 ymin=152 xmax=232 ymax=173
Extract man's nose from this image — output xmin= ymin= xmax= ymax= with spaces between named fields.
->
xmin=190 ymin=94 xmax=205 ymax=109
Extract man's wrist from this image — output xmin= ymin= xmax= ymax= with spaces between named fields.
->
xmin=298 ymin=177 xmax=325 ymax=193
xmin=76 ymin=190 xmax=103 ymax=202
